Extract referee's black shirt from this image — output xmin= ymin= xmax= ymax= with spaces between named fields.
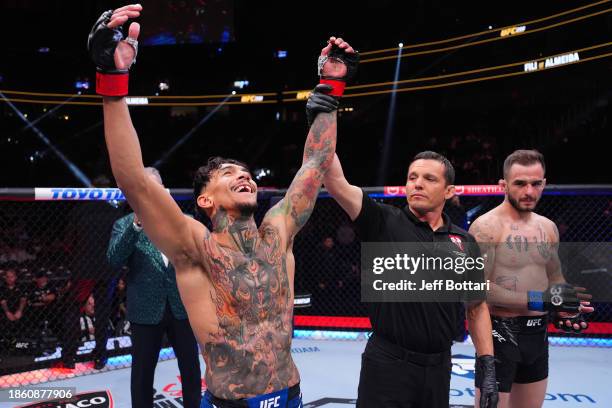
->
xmin=354 ymin=191 xmax=480 ymax=354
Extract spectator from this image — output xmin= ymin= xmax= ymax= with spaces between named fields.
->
xmin=335 ymin=224 xmax=359 ymax=289
xmin=1 ymin=267 xmax=27 ymax=344
xmin=80 ymin=295 xmax=95 ymax=343
xmin=317 ymin=236 xmax=338 ymax=290
xmin=27 ymin=268 xmax=57 ymax=339
xmin=112 ymin=274 xmax=130 ymax=336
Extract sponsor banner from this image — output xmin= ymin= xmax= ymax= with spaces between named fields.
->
xmin=35 ymin=188 xmax=126 ymax=201
xmin=34 ymin=188 xmax=172 ymax=202
xmin=383 ymin=185 xmax=504 ymax=196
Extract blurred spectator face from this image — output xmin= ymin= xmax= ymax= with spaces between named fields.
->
xmin=4 ymin=269 xmax=17 ymax=286
xmin=117 ymin=278 xmax=126 ymax=291
xmin=35 ymin=275 xmax=48 ymax=288
xmin=323 ymin=237 xmax=334 ymax=250
xmin=84 ymin=295 xmax=95 ymax=316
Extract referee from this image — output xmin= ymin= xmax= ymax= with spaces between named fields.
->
xmin=322 ymin=149 xmax=498 ymax=408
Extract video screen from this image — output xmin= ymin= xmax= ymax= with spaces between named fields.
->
xmin=140 ymin=0 xmax=234 ymax=46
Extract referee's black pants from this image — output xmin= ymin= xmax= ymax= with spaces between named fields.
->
xmin=130 ymin=304 xmax=201 ymax=408
xmin=357 ymin=334 xmax=451 ymax=408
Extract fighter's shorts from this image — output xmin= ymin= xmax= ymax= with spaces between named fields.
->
xmin=200 ymin=383 xmax=302 ymax=408
xmin=475 ymin=315 xmax=549 ymax=393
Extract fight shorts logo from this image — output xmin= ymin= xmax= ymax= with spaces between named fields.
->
xmin=16 ymin=390 xmax=113 ymax=408
xmin=526 ymin=318 xmax=543 ymax=327
xmin=246 ymin=389 xmax=288 ymax=408
xmin=259 ymin=396 xmax=281 ymax=408
xmin=451 ymin=354 xmax=476 ymax=379
xmin=492 ymin=329 xmax=506 ymax=343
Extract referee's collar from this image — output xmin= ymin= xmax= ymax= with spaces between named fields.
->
xmin=402 ymin=205 xmax=455 ymax=233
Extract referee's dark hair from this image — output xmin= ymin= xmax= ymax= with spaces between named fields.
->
xmin=410 ymin=151 xmax=455 ymax=185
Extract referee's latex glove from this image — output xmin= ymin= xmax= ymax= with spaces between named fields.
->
xmin=477 ymin=355 xmax=499 ymax=408
xmin=306 ymin=84 xmax=338 ymax=129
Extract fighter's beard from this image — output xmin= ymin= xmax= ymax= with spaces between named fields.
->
xmin=508 ymin=195 xmax=535 ymax=213
xmin=237 ymin=202 xmax=258 ymax=217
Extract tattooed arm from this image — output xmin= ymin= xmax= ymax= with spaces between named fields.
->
xmin=264 ymin=108 xmax=337 ymax=242
xmin=545 ymin=221 xmax=565 ymax=285
xmin=263 ymin=38 xmax=356 ymax=241
xmin=469 ymin=216 xmax=530 ymax=310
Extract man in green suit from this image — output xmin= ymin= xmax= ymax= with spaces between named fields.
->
xmin=107 ymin=167 xmax=201 ymax=408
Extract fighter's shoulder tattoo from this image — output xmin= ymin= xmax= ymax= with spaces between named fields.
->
xmin=470 ymin=216 xmax=497 ymax=243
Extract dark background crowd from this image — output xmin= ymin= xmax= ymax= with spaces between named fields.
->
xmin=0 ymin=0 xmax=610 ymax=188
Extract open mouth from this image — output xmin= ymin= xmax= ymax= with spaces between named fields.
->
xmin=232 ymin=184 xmax=254 ymax=194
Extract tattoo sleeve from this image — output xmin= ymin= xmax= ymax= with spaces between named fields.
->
xmin=267 ymin=111 xmax=337 ymax=237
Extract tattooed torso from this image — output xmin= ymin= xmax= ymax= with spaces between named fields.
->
xmin=176 ymin=217 xmax=299 ymax=399
xmin=470 ymin=209 xmax=558 ymax=317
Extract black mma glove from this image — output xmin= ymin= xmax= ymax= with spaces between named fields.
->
xmin=306 ymin=84 xmax=339 ymax=128
xmin=527 ymin=283 xmax=588 ymax=314
xmin=318 ymin=44 xmax=359 ymax=97
xmin=476 ymin=355 xmax=499 ymax=408
xmin=553 ymin=313 xmax=589 ymax=334
xmin=87 ymin=10 xmax=138 ymax=96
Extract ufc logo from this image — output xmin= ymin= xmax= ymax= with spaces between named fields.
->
xmin=526 ymin=318 xmax=543 ymax=327
xmin=260 ymin=396 xmax=281 ymax=408
xmin=492 ymin=330 xmax=506 ymax=343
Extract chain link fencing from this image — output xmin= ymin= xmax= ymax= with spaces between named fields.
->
xmin=0 ymin=185 xmax=610 ymax=387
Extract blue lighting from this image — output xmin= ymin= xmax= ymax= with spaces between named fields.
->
xmin=293 ymin=330 xmax=368 ymax=341
xmin=106 ymin=347 xmax=177 ymax=368
xmin=75 ymin=80 xmax=90 ymax=90
xmin=549 ymin=337 xmax=612 ymax=348
xmin=221 ymin=29 xmax=231 ymax=43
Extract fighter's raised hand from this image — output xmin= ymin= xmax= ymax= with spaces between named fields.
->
xmin=87 ymin=4 xmax=142 ymax=96
xmin=318 ymin=36 xmax=359 ymax=96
